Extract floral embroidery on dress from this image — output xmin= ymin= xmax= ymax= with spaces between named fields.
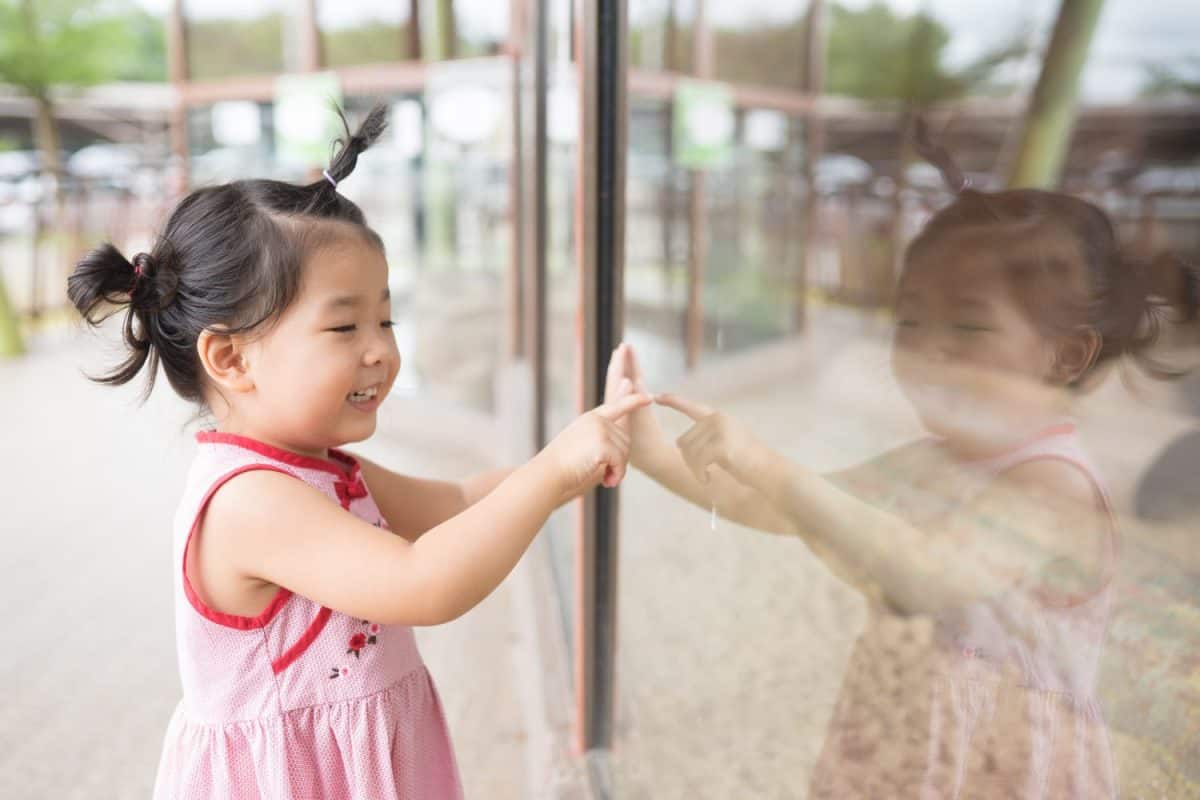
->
xmin=329 ymin=621 xmax=382 ymax=677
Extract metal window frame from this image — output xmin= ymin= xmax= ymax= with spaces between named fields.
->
xmin=573 ymin=0 xmax=627 ymax=758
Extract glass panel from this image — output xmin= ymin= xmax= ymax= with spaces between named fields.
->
xmin=188 ymin=84 xmax=513 ymax=414
xmin=182 ymin=0 xmax=299 ymax=79
xmin=542 ymin=0 xmax=583 ymax=656
xmin=317 ymin=0 xmax=412 ymax=66
xmin=613 ymin=1 xmax=1200 ymax=796
xmin=453 ymin=0 xmax=511 ymax=57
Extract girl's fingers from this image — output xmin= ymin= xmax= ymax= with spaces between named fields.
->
xmin=595 ymin=392 xmax=652 ymax=421
xmin=603 ymin=419 xmax=631 ymax=459
xmin=603 ymin=463 xmax=626 ymax=488
xmin=626 ymin=342 xmax=645 ymax=382
xmin=693 ymin=438 xmax=726 ymax=473
xmin=678 ymin=440 xmax=713 ymax=485
xmin=605 ymin=343 xmax=629 ymax=396
xmin=609 ymin=422 xmax=631 ymax=454
xmin=655 ymin=393 xmax=714 ymax=421
xmin=600 ymin=442 xmax=627 ymax=487
xmin=676 ymin=417 xmax=717 ymax=450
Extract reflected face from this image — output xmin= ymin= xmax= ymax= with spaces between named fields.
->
xmin=241 ymin=232 xmax=401 ymax=457
xmin=891 ymin=229 xmax=1071 ymax=446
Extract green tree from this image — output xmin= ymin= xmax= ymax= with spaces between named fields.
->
xmin=113 ymin=8 xmax=168 ymax=82
xmin=822 ymin=2 xmax=1028 ymax=300
xmin=0 ymin=0 xmax=138 ymax=178
xmin=825 ymin=2 xmax=1026 ymax=104
xmin=1141 ymin=57 xmax=1200 ymax=97
xmin=0 ymin=0 xmax=139 ymax=356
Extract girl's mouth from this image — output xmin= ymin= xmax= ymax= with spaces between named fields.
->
xmin=347 ymin=384 xmax=382 ymax=411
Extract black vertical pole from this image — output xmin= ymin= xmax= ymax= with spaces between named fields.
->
xmin=577 ymin=0 xmax=627 ymax=759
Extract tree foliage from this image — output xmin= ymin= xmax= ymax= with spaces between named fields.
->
xmin=0 ymin=0 xmax=140 ymax=96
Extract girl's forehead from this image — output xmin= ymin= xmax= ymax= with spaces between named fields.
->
xmin=301 ymin=237 xmax=389 ymax=291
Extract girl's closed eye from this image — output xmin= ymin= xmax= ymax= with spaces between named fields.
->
xmin=328 ymin=321 xmax=395 ymax=333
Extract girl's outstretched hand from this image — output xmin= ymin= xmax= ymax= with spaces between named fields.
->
xmin=655 ymin=393 xmax=766 ymax=487
xmin=536 ymin=391 xmax=653 ymax=505
xmin=604 ymin=342 xmax=667 ymax=460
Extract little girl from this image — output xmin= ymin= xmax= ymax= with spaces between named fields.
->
xmin=608 ymin=186 xmax=1174 ymax=797
xmin=68 ymin=105 xmax=648 ymax=800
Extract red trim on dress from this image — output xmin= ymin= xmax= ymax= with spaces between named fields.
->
xmin=195 ymin=430 xmax=360 ymax=480
xmin=181 ymin=464 xmax=295 ymax=630
xmin=272 ymin=607 xmax=333 ymax=674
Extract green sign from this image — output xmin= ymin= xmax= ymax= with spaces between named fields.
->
xmin=273 ymin=72 xmax=344 ymax=168
xmin=673 ymin=80 xmax=735 ymax=170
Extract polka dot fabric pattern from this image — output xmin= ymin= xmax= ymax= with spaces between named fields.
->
xmin=152 ymin=432 xmax=463 ymax=799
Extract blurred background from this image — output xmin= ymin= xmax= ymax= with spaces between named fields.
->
xmin=1 ymin=1 xmax=1199 ymax=798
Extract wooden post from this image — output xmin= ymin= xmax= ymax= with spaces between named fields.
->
xmin=684 ymin=0 xmax=712 ymax=369
xmin=798 ymin=0 xmax=825 ymax=332
xmin=407 ymin=0 xmax=422 ymax=60
xmin=299 ymin=0 xmax=323 ymax=72
xmin=166 ymin=0 xmax=190 ymax=197
xmin=659 ymin=0 xmax=677 ymax=305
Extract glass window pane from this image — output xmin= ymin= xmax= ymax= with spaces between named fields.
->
xmin=183 ymin=0 xmax=296 ymax=79
xmin=613 ymin=1 xmax=1200 ymax=796
xmin=317 ymin=0 xmax=412 ymax=66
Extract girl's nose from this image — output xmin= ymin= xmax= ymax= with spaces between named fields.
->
xmin=930 ymin=341 xmax=955 ymax=363
xmin=924 ymin=330 xmax=961 ymax=363
xmin=362 ymin=336 xmax=389 ymax=366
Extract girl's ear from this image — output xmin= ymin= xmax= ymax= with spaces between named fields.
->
xmin=1051 ymin=328 xmax=1102 ymax=384
xmin=197 ymin=327 xmax=254 ymax=394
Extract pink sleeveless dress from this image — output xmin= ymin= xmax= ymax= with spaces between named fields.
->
xmin=809 ymin=424 xmax=1119 ymax=799
xmin=153 ymin=431 xmax=463 ymax=800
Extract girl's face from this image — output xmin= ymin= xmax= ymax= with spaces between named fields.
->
xmin=239 ymin=232 xmax=400 ymax=457
xmin=891 ymin=228 xmax=1077 ymax=451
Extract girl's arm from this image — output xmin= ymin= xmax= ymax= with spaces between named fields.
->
xmin=202 ymin=395 xmax=648 ymax=626
xmin=604 ymin=343 xmax=799 ymax=535
xmin=658 ymin=394 xmax=1108 ymax=616
xmin=632 ymin=424 xmax=799 ymax=536
xmin=354 ymin=456 xmax=514 ymax=543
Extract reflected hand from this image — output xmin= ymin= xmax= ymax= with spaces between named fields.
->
xmin=655 ymin=393 xmax=765 ymax=487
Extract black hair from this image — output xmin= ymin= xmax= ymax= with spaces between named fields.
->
xmin=67 ymin=104 xmax=389 ymax=406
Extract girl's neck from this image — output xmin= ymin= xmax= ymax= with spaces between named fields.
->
xmin=940 ymin=415 xmax=1075 ymax=463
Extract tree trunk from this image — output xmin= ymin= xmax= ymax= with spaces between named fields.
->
xmin=1008 ymin=0 xmax=1105 ymax=188
xmin=437 ymin=0 xmax=456 ymax=59
xmin=0 ymin=275 xmax=24 ymax=358
xmin=32 ymin=95 xmax=62 ymax=182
